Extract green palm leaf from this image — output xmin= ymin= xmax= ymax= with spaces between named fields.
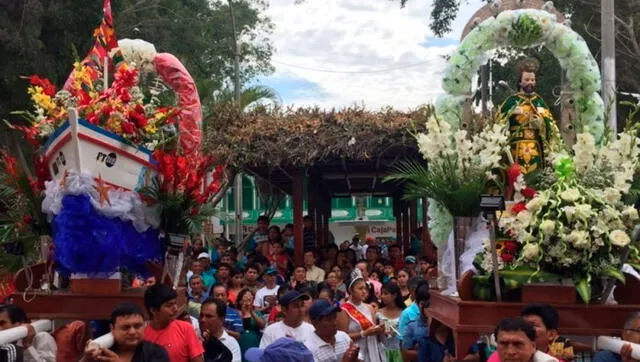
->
xmin=384 ymin=159 xmax=486 ymax=216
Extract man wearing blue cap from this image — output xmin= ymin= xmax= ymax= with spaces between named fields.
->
xmin=306 ymin=300 xmax=360 ymax=362
xmin=245 ymin=338 xmax=314 ymax=362
xmin=254 ymin=267 xmax=280 ymax=314
xmin=259 ymin=291 xmax=314 ymax=348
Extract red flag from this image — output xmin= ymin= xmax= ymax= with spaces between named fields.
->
xmin=63 ymin=0 xmax=123 ymax=90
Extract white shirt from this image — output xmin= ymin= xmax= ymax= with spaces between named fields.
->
xmin=219 ymin=330 xmax=241 ymax=362
xmin=254 ymin=285 xmax=280 ymax=309
xmin=306 ymin=330 xmax=351 ymax=362
xmin=259 ymin=321 xmax=315 ymax=348
xmin=19 ymin=331 xmax=57 ymax=362
xmin=306 ymin=266 xmax=326 ymax=283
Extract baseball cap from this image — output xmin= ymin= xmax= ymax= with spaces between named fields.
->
xmin=278 ymin=291 xmax=310 ymax=306
xmin=405 ymin=255 xmax=417 ymax=263
xmin=245 ymin=338 xmax=313 ymax=362
xmin=308 ymin=299 xmax=340 ymax=320
xmin=264 ymin=266 xmax=278 ymax=276
xmin=197 ymin=252 xmax=210 ymax=259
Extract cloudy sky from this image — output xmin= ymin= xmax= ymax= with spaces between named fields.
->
xmin=257 ymin=0 xmax=485 ymax=110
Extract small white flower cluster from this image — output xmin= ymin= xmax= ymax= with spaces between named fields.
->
xmin=118 ymin=39 xmax=158 ymax=73
xmin=427 ymin=199 xmax=453 ymax=248
xmin=417 ymin=118 xmax=509 ymax=181
xmin=569 ymin=130 xmax=640 ymax=194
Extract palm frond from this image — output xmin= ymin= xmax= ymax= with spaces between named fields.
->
xmin=385 ymin=159 xmax=485 ymax=217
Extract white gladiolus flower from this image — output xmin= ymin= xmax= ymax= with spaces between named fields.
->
xmin=609 ymin=230 xmax=631 ymax=247
xmin=560 ymin=188 xmax=581 ymax=202
xmin=522 ymin=243 xmax=540 ymax=260
xmin=540 ymin=220 xmax=555 ymax=235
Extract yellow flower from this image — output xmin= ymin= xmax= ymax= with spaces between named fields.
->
xmin=144 ymin=122 xmax=158 ymax=134
xmin=154 ymin=112 xmax=166 ymax=121
xmin=28 ymin=86 xmax=56 ymax=113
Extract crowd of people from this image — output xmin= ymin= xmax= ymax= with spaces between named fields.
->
xmin=1 ymin=216 xmax=640 ymax=362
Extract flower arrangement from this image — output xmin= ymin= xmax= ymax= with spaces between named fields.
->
xmin=386 ymin=110 xmax=509 ymax=217
xmin=144 ymin=150 xmax=225 ymax=235
xmin=475 ymin=124 xmax=640 ymax=303
xmin=12 ymin=62 xmax=178 ymax=150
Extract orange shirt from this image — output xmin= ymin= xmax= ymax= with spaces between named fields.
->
xmin=143 ymin=320 xmax=204 ymax=362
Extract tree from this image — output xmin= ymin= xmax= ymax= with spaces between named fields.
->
xmin=0 ymin=0 xmax=275 ymax=125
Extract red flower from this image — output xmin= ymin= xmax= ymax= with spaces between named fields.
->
xmin=503 ymin=240 xmax=519 ymax=252
xmin=128 ymin=110 xmax=148 ymax=128
xmin=22 ymin=214 xmax=33 ymax=225
xmin=521 ymin=187 xmax=537 ymax=199
xmin=86 ymin=112 xmax=100 ymax=125
xmin=511 ymin=202 xmax=527 ymax=214
xmin=501 ymin=252 xmax=515 ymax=263
xmin=117 ymin=88 xmax=132 ymax=103
xmin=28 ymin=75 xmax=57 ymax=97
xmin=122 ymin=122 xmax=135 ymax=134
xmin=114 ymin=66 xmax=138 ymax=89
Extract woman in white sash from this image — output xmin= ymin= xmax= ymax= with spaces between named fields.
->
xmin=337 ymin=269 xmax=385 ymax=362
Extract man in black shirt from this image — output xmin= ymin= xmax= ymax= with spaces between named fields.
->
xmin=82 ymin=303 xmax=169 ymax=362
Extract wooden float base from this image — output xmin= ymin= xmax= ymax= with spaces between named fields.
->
xmin=11 ymin=287 xmax=186 ymax=321
xmin=428 ymin=289 xmax=637 ymax=358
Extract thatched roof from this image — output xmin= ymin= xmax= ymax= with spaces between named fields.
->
xmin=203 ymin=105 xmax=430 ymax=170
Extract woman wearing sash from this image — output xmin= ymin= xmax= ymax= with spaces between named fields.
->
xmin=337 ymin=269 xmax=386 ymax=362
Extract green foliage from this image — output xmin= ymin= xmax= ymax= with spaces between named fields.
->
xmin=508 ymin=14 xmax=543 ymax=47
xmin=430 ymin=0 xmax=461 ymax=37
xmin=0 ymin=0 xmax=274 ymax=127
xmin=384 ymin=159 xmax=487 ymax=217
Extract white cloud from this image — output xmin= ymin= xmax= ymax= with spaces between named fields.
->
xmin=260 ymin=0 xmax=485 ymax=109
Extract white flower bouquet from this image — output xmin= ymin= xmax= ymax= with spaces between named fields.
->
xmin=495 ymin=127 xmax=640 ymax=303
xmin=386 ymin=111 xmax=509 ymax=217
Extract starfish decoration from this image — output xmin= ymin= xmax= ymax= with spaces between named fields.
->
xmin=94 ymin=174 xmax=111 ymax=207
xmin=59 ymin=170 xmax=69 ymax=189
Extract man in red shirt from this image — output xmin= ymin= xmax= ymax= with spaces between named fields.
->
xmin=143 ymin=284 xmax=204 ymax=362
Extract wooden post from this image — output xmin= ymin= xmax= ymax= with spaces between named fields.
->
xmin=402 ymin=202 xmax=411 ymax=254
xmin=393 ymin=195 xmax=403 ymax=246
xmin=293 ymin=169 xmax=304 ymax=266
xmin=324 ymin=195 xmax=331 ymax=246
xmin=308 ymin=175 xmax=318 ymax=250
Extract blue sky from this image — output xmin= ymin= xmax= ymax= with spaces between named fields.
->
xmin=255 ymin=0 xmax=484 ymax=109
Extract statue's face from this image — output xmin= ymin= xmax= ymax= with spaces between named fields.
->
xmin=519 ymin=71 xmax=536 ymax=93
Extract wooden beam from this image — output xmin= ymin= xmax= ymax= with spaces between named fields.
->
xmin=293 ymin=168 xmax=305 ymax=266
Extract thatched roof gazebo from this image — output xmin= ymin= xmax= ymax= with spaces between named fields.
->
xmin=205 ymin=105 xmax=431 ymax=264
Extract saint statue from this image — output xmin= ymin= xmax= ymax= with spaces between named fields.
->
xmin=498 ymin=58 xmax=555 ymax=174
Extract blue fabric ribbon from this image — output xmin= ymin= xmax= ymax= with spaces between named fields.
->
xmin=52 ymin=194 xmax=161 ymax=275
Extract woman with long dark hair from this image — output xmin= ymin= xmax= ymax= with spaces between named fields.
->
xmin=396 ymin=268 xmax=413 ymax=306
xmin=377 ymin=282 xmax=405 ymax=362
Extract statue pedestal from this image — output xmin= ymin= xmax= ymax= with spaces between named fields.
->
xmin=428 ymin=289 xmax=635 ymax=358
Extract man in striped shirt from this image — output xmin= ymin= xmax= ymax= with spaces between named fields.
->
xmin=211 ymin=284 xmax=244 ymax=339
xmin=305 ymin=300 xmax=359 ymax=362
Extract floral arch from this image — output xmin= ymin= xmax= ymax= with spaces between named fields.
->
xmin=435 ymin=7 xmax=604 ymax=142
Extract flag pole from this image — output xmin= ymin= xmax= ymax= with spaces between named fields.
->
xmin=103 ymin=57 xmax=109 ymax=89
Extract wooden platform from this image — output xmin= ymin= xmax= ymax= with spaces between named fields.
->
xmin=11 ymin=290 xmax=147 ymax=320
xmin=428 ymin=289 xmax=638 ymax=358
